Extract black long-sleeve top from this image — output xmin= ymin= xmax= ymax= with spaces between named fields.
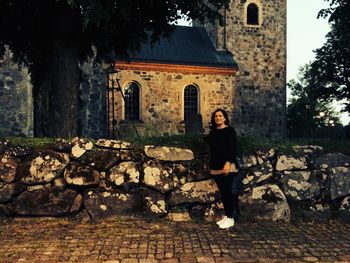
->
xmin=205 ymin=126 xmax=237 ymax=170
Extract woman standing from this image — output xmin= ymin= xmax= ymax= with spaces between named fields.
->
xmin=205 ymin=108 xmax=241 ymax=229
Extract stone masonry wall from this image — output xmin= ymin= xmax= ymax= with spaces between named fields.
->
xmin=229 ymin=0 xmax=287 ymax=138
xmin=79 ymin=60 xmax=107 ymax=139
xmin=205 ymin=0 xmax=287 ymax=138
xmin=1 ymin=138 xmax=350 ymax=223
xmin=108 ymin=69 xmax=236 ymax=137
xmin=0 ymin=54 xmax=33 ymax=137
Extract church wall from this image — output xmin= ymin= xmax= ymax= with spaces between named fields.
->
xmin=108 ymin=69 xmax=236 ymax=137
xmin=230 ymin=0 xmax=287 ymax=138
xmin=208 ymin=0 xmax=287 ymax=138
xmin=0 ymin=57 xmax=33 ymax=137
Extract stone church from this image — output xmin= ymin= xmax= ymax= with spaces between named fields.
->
xmin=0 ymin=0 xmax=286 ymax=139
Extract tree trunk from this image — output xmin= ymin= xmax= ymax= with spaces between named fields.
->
xmin=33 ymin=45 xmax=79 ymax=138
xmin=32 ymin=2 xmax=81 ymax=138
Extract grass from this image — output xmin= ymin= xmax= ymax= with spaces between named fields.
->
xmin=1 ymin=135 xmax=349 ymax=155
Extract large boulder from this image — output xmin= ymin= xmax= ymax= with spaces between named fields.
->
xmin=311 ymin=153 xmax=350 ymax=170
xmin=329 ymin=166 xmax=350 ymax=200
xmin=70 ymin=137 xmax=94 ymax=159
xmin=108 ymin=161 xmax=140 ymax=188
xmin=279 ymin=171 xmax=321 ymax=202
xmin=242 ymin=162 xmax=273 ymax=189
xmin=169 ymin=179 xmax=220 ymax=206
xmin=0 ymin=182 xmax=25 ymax=203
xmin=83 ymin=187 xmax=142 ymax=219
xmin=95 ymin=139 xmax=132 ymax=150
xmin=89 ymin=149 xmax=120 ymax=172
xmin=0 ymin=154 xmax=18 ymax=183
xmin=141 ymin=188 xmax=168 ymax=217
xmin=240 ymin=184 xmax=291 ymax=222
xmin=64 ymin=163 xmax=100 ymax=187
xmin=20 ymin=150 xmax=69 ymax=185
xmin=339 ymin=196 xmax=350 ymax=223
xmin=276 ymin=155 xmax=307 ymax=171
xmin=143 ymin=160 xmax=176 ymax=193
xmin=14 ymin=186 xmax=81 ymax=216
xmin=144 ymin=145 xmax=194 ymax=161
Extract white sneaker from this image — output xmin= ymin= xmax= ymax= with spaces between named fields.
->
xmin=218 ymin=217 xmax=235 ymax=229
xmin=216 ymin=216 xmax=228 ymax=225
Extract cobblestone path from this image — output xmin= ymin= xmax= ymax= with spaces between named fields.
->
xmin=1 ymin=217 xmax=350 ymax=263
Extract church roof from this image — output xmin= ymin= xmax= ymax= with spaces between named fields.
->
xmin=119 ymin=25 xmax=237 ymax=69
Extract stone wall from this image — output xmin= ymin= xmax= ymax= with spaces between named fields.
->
xmin=204 ymin=0 xmax=287 ymax=138
xmin=109 ymin=70 xmax=235 ymax=137
xmin=1 ymin=139 xmax=349 ymax=223
xmin=79 ymin=60 xmax=107 ymax=139
xmin=0 ymin=54 xmax=33 ymax=137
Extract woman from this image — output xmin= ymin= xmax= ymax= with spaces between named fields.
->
xmin=205 ymin=108 xmax=241 ymax=229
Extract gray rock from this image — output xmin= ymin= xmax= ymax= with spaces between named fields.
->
xmin=0 ymin=139 xmax=10 ymax=155
xmin=64 ymin=163 xmax=100 ymax=187
xmin=242 ymin=161 xmax=273 ymax=189
xmin=167 ymin=211 xmax=191 ymax=222
xmin=5 ymin=145 xmax=33 ymax=158
xmin=279 ymin=171 xmax=321 ymax=202
xmin=240 ymin=184 xmax=290 ymax=222
xmin=292 ymin=145 xmax=324 ymax=156
xmin=14 ymin=187 xmax=79 ymax=216
xmin=95 ymin=139 xmax=132 ymax=150
xmin=169 ymin=179 xmax=220 ymax=206
xmin=0 ymin=154 xmax=18 ymax=183
xmin=89 ymin=149 xmax=120 ymax=172
xmin=108 ymin=161 xmax=140 ymax=187
xmin=144 ymin=145 xmax=194 ymax=161
xmin=276 ymin=155 xmax=307 ymax=171
xmin=20 ymin=151 xmax=69 ymax=185
xmin=71 ymin=137 xmax=94 ymax=159
xmin=0 ymin=182 xmax=25 ymax=203
xmin=339 ymin=196 xmax=350 ymax=222
xmin=83 ymin=188 xmax=142 ymax=219
xmin=141 ymin=189 xmax=168 ymax=217
xmin=312 ymin=153 xmax=350 ymax=169
xmin=143 ymin=160 xmax=176 ymax=193
xmin=329 ymin=166 xmax=350 ymax=200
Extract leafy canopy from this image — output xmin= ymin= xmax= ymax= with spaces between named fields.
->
xmin=311 ymin=0 xmax=350 ymax=113
xmin=0 ymin=0 xmax=229 ymax=66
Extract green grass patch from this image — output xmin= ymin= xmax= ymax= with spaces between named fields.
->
xmin=1 ymin=135 xmax=349 ymax=155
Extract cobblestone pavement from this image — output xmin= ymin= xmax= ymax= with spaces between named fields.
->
xmin=1 ymin=217 xmax=350 ymax=263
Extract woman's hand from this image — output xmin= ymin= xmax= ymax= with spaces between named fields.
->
xmin=222 ymin=162 xmax=231 ymax=175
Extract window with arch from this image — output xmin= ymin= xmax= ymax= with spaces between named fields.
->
xmin=247 ymin=3 xmax=259 ymax=25
xmin=184 ymin=84 xmax=199 ymax=120
xmin=124 ymin=82 xmax=140 ymax=121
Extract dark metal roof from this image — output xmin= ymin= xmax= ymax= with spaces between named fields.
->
xmin=120 ymin=25 xmax=237 ymax=68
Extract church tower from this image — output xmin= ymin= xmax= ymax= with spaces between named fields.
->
xmin=205 ymin=0 xmax=287 ymax=138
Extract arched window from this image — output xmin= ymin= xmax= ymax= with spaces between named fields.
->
xmin=247 ymin=3 xmax=259 ymax=25
xmin=184 ymin=85 xmax=199 ymax=120
xmin=124 ymin=82 xmax=140 ymax=121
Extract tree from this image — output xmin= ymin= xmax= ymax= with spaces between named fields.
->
xmin=0 ymin=0 xmax=228 ymax=137
xmin=287 ymin=65 xmax=341 ymax=138
xmin=311 ymin=0 xmax=350 ymax=114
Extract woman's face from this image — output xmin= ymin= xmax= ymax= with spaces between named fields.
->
xmin=214 ymin=111 xmax=226 ymax=127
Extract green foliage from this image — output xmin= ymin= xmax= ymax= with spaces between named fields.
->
xmin=0 ymin=0 xmax=229 ymax=137
xmin=311 ymin=0 xmax=350 ymax=113
xmin=287 ymin=65 xmax=342 ymax=138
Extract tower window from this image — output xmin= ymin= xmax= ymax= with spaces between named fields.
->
xmin=124 ymin=82 xmax=140 ymax=121
xmin=247 ymin=3 xmax=259 ymax=25
xmin=184 ymin=85 xmax=199 ymax=120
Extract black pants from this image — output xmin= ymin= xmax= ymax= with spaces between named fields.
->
xmin=213 ymin=172 xmax=240 ymax=219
